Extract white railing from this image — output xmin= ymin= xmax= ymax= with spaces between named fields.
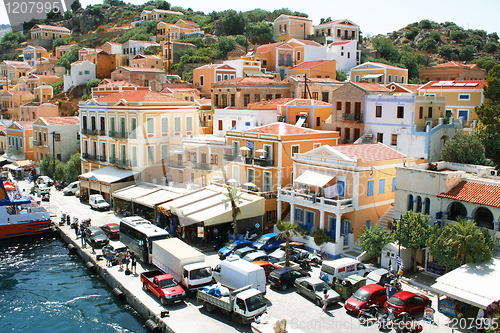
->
xmin=279 ymin=188 xmax=354 ymax=211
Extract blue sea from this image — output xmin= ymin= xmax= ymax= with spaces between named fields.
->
xmin=0 ymin=235 xmax=147 ymax=333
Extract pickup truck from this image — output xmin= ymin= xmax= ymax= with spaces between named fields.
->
xmin=197 ymin=285 xmax=267 ymax=325
xmin=140 ymin=270 xmax=186 ymax=305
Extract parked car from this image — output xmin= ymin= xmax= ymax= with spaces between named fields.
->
xmin=218 ymin=239 xmax=253 ymax=259
xmin=295 ymin=277 xmax=341 ymax=307
xmin=267 ymin=248 xmax=309 ymax=264
xmin=89 ymin=194 xmax=110 ymax=211
xmin=242 ymin=251 xmax=268 ymax=263
xmin=268 ymin=266 xmax=310 ymax=291
xmin=384 ymin=291 xmax=431 ymax=316
xmin=234 ymin=246 xmax=258 ymax=259
xmin=84 ymin=226 xmax=109 ymax=248
xmin=141 ymin=270 xmax=186 ymax=305
xmin=102 ymin=240 xmax=127 ymax=265
xmin=344 ymin=284 xmax=387 ymax=315
xmin=36 ymin=183 xmax=50 ymax=197
xmin=252 ymin=261 xmax=281 ymax=280
xmin=100 ymin=223 xmax=120 ymax=239
xmin=365 ymin=268 xmax=394 ymax=286
xmin=253 ymin=233 xmax=283 ymax=251
xmin=38 ymin=176 xmax=54 ymax=186
xmin=62 ymin=181 xmax=79 ymax=195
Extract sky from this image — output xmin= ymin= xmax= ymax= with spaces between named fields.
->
xmin=1 ymin=0 xmax=499 ymax=36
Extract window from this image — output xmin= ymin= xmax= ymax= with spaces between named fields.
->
xmin=458 ymin=110 xmax=469 ymax=121
xmin=459 ymin=94 xmax=470 ymax=101
xmin=391 ymin=134 xmax=398 ymax=146
xmin=294 ymin=208 xmax=303 ymax=222
xmin=84 ymin=70 xmax=90 ymax=75
xmin=366 ymin=220 xmax=371 ymax=229
xmin=376 ymin=105 xmax=382 ymax=117
xmin=230 ymin=94 xmax=235 ymax=106
xmin=223 ymin=74 xmax=229 ymax=81
xmin=419 ymin=106 xmax=424 ymax=119
xmin=355 ymin=75 xmax=360 ymax=82
xmin=266 ymin=94 xmax=272 ymax=100
xmin=367 ymin=181 xmax=374 ymax=196
xmin=147 ymin=145 xmax=154 ymax=162
xmin=395 ymin=75 xmax=398 ymax=83
xmin=200 ymin=75 xmax=204 ymax=86
xmin=296 ymin=51 xmax=301 ymax=61
xmin=312 ymin=92 xmax=318 ymax=100
xmin=377 ymin=133 xmax=384 ymax=143
xmin=263 ymin=171 xmax=272 ymax=192
xmin=145 ymin=117 xmax=154 ymax=136
xmin=247 ymin=168 xmax=255 ymax=183
xmin=322 ymin=91 xmax=329 ymax=102
xmin=388 ymin=75 xmax=392 ymax=82
xmin=211 ymin=154 xmax=218 ymax=165
xmin=218 ymin=120 xmax=223 ymax=131
xmin=217 ymin=74 xmax=222 ymax=82
xmin=291 ymin=145 xmax=299 ymax=156
xmin=397 ymin=106 xmax=404 ymax=118
xmin=214 ymin=95 xmax=219 ymax=107
xmin=428 ymin=107 xmax=433 ymax=118
xmin=379 ymin=179 xmax=385 ymax=194
xmin=345 ymin=128 xmax=350 ymax=140
xmin=161 ymin=144 xmax=168 ymax=160
xmin=275 ymin=94 xmax=281 ymax=99
xmin=401 ymin=76 xmax=405 ymax=83
xmin=161 ymin=117 xmax=168 ymax=134
xmin=174 ymin=117 xmax=181 ymax=133
xmin=316 ymin=117 xmax=321 ymax=127
xmin=244 ymin=94 xmax=250 ymax=106
xmin=392 ymin=178 xmax=396 ymax=192
xmin=78 ymin=71 xmax=82 ymax=76
xmin=254 ymin=94 xmax=260 ymax=102
xmin=186 ymin=117 xmax=193 ymax=132
xmin=337 ymin=101 xmax=342 ymax=110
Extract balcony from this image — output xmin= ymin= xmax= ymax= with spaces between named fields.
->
xmin=253 ymin=158 xmax=273 ymax=167
xmin=9 ymin=147 xmax=20 ymax=154
xmin=279 ymin=188 xmax=354 ymax=214
xmin=33 ymin=140 xmax=43 ymax=146
xmin=192 ymin=162 xmax=211 ymax=170
xmin=82 ymin=153 xmax=107 ymax=162
xmin=342 ymin=112 xmax=363 ymax=122
xmin=108 ymin=131 xmax=129 ymax=139
xmin=168 ymin=161 xmax=185 ymax=168
xmin=200 ymin=121 xmax=210 ymax=127
xmin=223 ymin=153 xmax=239 ymax=162
xmin=109 ymin=157 xmax=131 ymax=167
xmin=81 ymin=129 xmax=105 ymax=136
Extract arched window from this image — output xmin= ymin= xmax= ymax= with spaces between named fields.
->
xmin=416 ymin=196 xmax=422 ymax=213
xmin=424 ymin=198 xmax=430 ymax=215
xmin=407 ymin=194 xmax=414 ymax=211
xmin=474 ymin=207 xmax=494 ymax=229
xmin=448 ymin=202 xmax=467 ymax=221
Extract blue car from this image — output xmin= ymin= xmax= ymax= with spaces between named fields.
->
xmin=218 ymin=239 xmax=253 ymax=259
xmin=253 ymin=233 xmax=282 ymax=252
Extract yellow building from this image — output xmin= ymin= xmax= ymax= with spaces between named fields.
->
xmin=273 ymin=14 xmax=314 ymax=42
xmin=225 ymin=122 xmax=339 ymax=228
xmin=313 ymin=19 xmax=360 ymax=43
xmin=130 ymin=55 xmax=163 ymax=70
xmin=29 ymin=24 xmax=71 ymax=40
xmin=22 ymin=46 xmax=51 ymax=67
xmin=1 ymin=90 xmax=34 ymax=120
xmin=278 ymin=142 xmax=418 ymax=257
xmin=351 ymin=62 xmax=408 ymax=84
xmin=417 ymin=80 xmax=487 ymax=127
xmin=79 ymin=90 xmax=199 ymax=184
xmin=197 ymin=98 xmax=212 ymax=135
xmin=6 ymin=121 xmax=34 ymax=160
xmin=193 ymin=63 xmax=237 ymax=97
xmin=0 ymin=61 xmax=33 ymax=85
xmin=54 ymin=44 xmax=79 ymax=59
xmin=287 ymin=60 xmax=337 ymax=79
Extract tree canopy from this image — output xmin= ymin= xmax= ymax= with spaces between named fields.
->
xmin=57 ymin=46 xmax=80 ymax=70
xmin=440 ymin=129 xmax=492 ymax=165
xmin=394 ymin=211 xmax=431 ymax=250
xmin=357 ymin=224 xmax=393 ymax=256
xmin=1 ymin=31 xmax=26 ymax=49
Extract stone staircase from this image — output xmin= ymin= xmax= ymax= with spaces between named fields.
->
xmin=378 ymin=204 xmax=394 ymax=230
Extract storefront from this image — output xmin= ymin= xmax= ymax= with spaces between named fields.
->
xmin=79 ymin=166 xmax=139 ymax=202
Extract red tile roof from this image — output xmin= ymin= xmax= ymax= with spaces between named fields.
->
xmin=437 ymin=181 xmax=500 ymax=208
xmin=255 ymin=42 xmax=281 ymax=53
xmin=361 ymin=62 xmax=406 ymax=70
xmin=9 ymin=91 xmax=33 ymax=95
xmin=13 ymin=121 xmax=34 ymax=129
xmin=98 ymin=80 xmax=139 ymax=87
xmin=178 ymin=19 xmax=198 ymax=25
xmin=291 ymin=39 xmax=323 ymax=47
xmin=328 ymin=41 xmax=351 ymax=46
xmin=41 ymin=116 xmax=80 ymax=126
xmin=196 ymin=98 xmax=211 ymax=106
xmin=115 ymin=66 xmax=165 ymax=73
xmin=353 ymin=82 xmax=392 ymax=92
xmin=213 ymin=77 xmax=278 ymax=84
xmin=33 ymin=24 xmax=70 ymax=31
xmin=95 ymin=90 xmax=189 ymax=103
xmin=331 ymin=142 xmax=407 ymax=162
xmin=249 ymin=98 xmax=295 ymax=107
xmin=244 ymin=122 xmax=327 ymax=135
xmin=434 ymin=61 xmax=478 ymax=69
xmin=289 ymin=60 xmax=332 ymax=70
xmin=419 ymin=80 xmax=487 ymax=90
xmin=386 ymin=83 xmax=422 ymax=93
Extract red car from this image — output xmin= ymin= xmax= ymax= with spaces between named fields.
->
xmin=252 ymin=260 xmax=282 ymax=280
xmin=345 ymin=284 xmax=387 ymax=315
xmin=100 ymin=223 xmax=120 ymax=239
xmin=384 ymin=291 xmax=431 ymax=316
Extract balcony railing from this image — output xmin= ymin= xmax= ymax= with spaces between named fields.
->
xmin=342 ymin=112 xmax=363 ymax=122
xmin=279 ymin=188 xmax=354 ymax=211
xmin=81 ymin=129 xmax=105 ymax=136
xmin=109 ymin=157 xmax=131 ymax=167
xmin=9 ymin=147 xmax=20 ymax=154
xmin=200 ymin=121 xmax=209 ymax=127
xmin=108 ymin=131 xmax=129 ymax=139
xmin=192 ymin=162 xmax=211 ymax=170
xmin=168 ymin=161 xmax=185 ymax=168
xmin=253 ymin=158 xmax=273 ymax=167
xmin=33 ymin=140 xmax=43 ymax=146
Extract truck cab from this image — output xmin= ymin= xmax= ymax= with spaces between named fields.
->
xmin=141 ymin=270 xmax=186 ymax=305
xmin=232 ymin=289 xmax=267 ymax=324
xmin=182 ymin=262 xmax=213 ymax=290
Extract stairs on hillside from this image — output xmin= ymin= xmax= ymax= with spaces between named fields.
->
xmin=378 ymin=204 xmax=394 ymax=230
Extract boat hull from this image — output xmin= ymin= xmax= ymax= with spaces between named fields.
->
xmin=0 ymin=220 xmax=52 ymax=239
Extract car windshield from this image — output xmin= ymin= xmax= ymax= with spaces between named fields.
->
xmin=110 ymin=225 xmax=119 ymax=232
xmin=352 ymin=289 xmax=371 ymax=302
xmin=97 ymin=199 xmax=106 ymax=204
xmin=255 ymin=236 xmax=270 ymax=244
xmin=388 ymin=296 xmax=405 ymax=306
xmin=225 ymin=242 xmax=237 ymax=250
xmin=190 ymin=267 xmax=212 ymax=279
xmin=160 ymin=278 xmax=178 ymax=289
xmin=94 ymin=230 xmax=106 ymax=237
xmin=313 ymin=283 xmax=329 ymax=293
xmin=245 ymin=293 xmax=266 ymax=312
xmin=367 ymin=272 xmax=382 ymax=281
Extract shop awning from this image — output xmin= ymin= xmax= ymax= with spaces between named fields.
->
xmin=163 ymin=185 xmax=265 ymax=227
xmin=14 ymin=160 xmax=34 ymax=169
xmin=3 ymin=164 xmax=18 ymax=171
xmin=362 ymin=73 xmax=383 ymax=79
xmin=79 ymin=166 xmax=139 ymax=184
xmin=430 ymin=260 xmax=500 ymax=309
xmin=133 ymin=188 xmax=184 ymax=208
xmin=294 ymin=170 xmax=335 ymax=188
xmin=244 ymin=70 xmax=271 ymax=77
xmin=113 ymin=183 xmax=160 ymax=201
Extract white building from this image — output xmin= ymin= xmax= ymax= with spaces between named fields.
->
xmin=63 ymin=60 xmax=96 ymax=92
xmin=212 ymin=108 xmax=277 ymax=137
xmin=325 ymin=40 xmax=360 ymax=72
xmin=313 ymin=19 xmax=360 ymax=43
xmin=223 ymin=59 xmax=263 ymax=78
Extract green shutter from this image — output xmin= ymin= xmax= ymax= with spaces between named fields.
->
xmin=161 ymin=118 xmax=168 ymax=133
xmin=174 ymin=117 xmax=180 ymax=132
xmin=186 ymin=117 xmax=192 ymax=131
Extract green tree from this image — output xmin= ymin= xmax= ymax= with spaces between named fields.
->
xmin=248 ymin=9 xmax=269 ymax=22
xmin=336 ymin=70 xmax=347 ymax=81
xmin=39 ymin=156 xmax=51 ymax=176
xmin=357 ymin=224 xmax=393 ymax=257
xmin=459 ymin=45 xmax=476 ymax=61
xmin=221 ymin=10 xmax=247 ymax=35
xmin=235 ymin=35 xmax=248 ymax=48
xmin=247 ymin=21 xmax=273 ymax=44
xmin=439 ymin=45 xmax=453 ymax=60
xmin=53 ymin=37 xmax=71 ymax=48
xmin=71 ymin=0 xmax=81 ymax=12
xmin=484 ymin=64 xmax=500 ymax=101
xmin=46 ymin=8 xmax=63 ymax=20
xmin=1 ymin=31 xmax=26 ymax=49
xmin=418 ymin=19 xmax=432 ymax=29
xmin=488 ymin=32 xmax=499 ymax=43
xmin=276 ymin=219 xmax=301 ymax=267
xmin=372 ymin=36 xmax=400 ymax=62
xmin=440 ymin=129 xmax=491 ymax=165
xmin=451 ymin=30 xmax=466 ymax=41
xmin=155 ymin=0 xmax=170 ymax=9
xmin=216 ymin=36 xmax=236 ymax=59
xmin=418 ymin=38 xmax=437 ymax=53
xmin=429 ymin=30 xmax=442 ymax=42
xmin=64 ymin=152 xmax=81 ymax=183
xmin=394 ymin=211 xmax=431 ymax=270
xmin=86 ymin=78 xmax=101 ymax=94
xmin=406 ymin=27 xmax=419 ymax=40
xmin=484 ymin=42 xmax=499 ymax=54
xmin=222 ymin=186 xmax=243 ymax=239
xmin=54 ymin=160 xmax=66 ymax=181
xmin=471 ymin=56 xmax=500 ymax=73
xmin=104 ymin=0 xmax=124 ymax=5
xmin=63 ymin=10 xmax=73 ymax=20
xmin=51 ymin=81 xmax=64 ymax=95
xmin=57 ymin=46 xmax=80 ymax=70
xmin=320 ymin=17 xmax=332 ymax=24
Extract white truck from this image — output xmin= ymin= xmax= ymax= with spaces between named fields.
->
xmin=89 ymin=194 xmax=110 ymax=210
xmin=197 ymin=285 xmax=267 ymax=325
xmin=152 ymin=238 xmax=213 ymax=294
xmin=212 ymin=256 xmax=267 ymax=294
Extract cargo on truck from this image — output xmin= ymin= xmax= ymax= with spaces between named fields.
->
xmin=212 ymin=256 xmax=266 ymax=294
xmin=152 ymin=238 xmax=212 ymax=294
xmin=197 ymin=285 xmax=267 ymax=325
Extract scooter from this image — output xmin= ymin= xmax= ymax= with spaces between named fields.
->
xmin=296 ymin=257 xmax=311 ymax=270
xmin=60 ymin=213 xmax=66 ymax=226
xmin=310 ymin=249 xmax=323 ymax=267
xmin=244 ymin=230 xmax=258 ymax=241
xmin=377 ymin=309 xmax=409 ymax=331
xmin=358 ymin=304 xmax=379 ymax=326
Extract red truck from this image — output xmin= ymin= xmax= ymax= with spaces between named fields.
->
xmin=140 ymin=270 xmax=186 ymax=305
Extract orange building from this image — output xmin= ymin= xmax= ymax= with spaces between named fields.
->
xmin=24 ymin=74 xmax=62 ymax=93
xmin=54 ymin=44 xmax=79 ymax=59
xmin=1 ymin=90 xmax=34 ymax=120
xmin=161 ymin=86 xmax=200 ymax=101
xmin=6 ymin=121 xmax=34 ymax=160
xmin=273 ymin=14 xmax=314 ymax=42
xmin=419 ymin=61 xmax=486 ymax=82
xmin=130 ymin=55 xmax=163 ymax=70
xmin=22 ymin=46 xmax=51 ymax=67
xmin=197 ymin=98 xmax=212 ymax=135
xmin=287 ymin=60 xmax=337 ymax=79
xmin=82 ymin=51 xmax=118 ymax=79
xmin=193 ymin=63 xmax=236 ymax=97
xmin=225 ymin=122 xmax=339 ymax=227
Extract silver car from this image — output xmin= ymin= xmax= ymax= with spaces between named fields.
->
xmin=295 ymin=277 xmax=341 ymax=307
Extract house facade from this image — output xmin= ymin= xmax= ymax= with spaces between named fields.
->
xmin=419 ymin=61 xmax=486 ymax=82
xmin=287 ymin=60 xmax=337 ymax=79
xmin=1 ymin=91 xmax=34 ymax=120
xmin=273 ymin=14 xmax=314 ymax=42
xmin=351 ymin=62 xmax=408 ymax=84
xmin=29 ymin=24 xmax=71 ymax=40
xmin=22 ymin=46 xmax=51 ymax=67
xmin=161 ymin=41 xmax=196 ymax=67
xmin=100 ymin=41 xmax=124 ymax=55
xmin=0 ymin=61 xmax=33 ymax=85
xmin=193 ymin=64 xmax=236 ymax=97
xmin=313 ymin=19 xmax=360 ymax=43
xmin=6 ymin=121 xmax=34 ymax=160
xmin=212 ymin=108 xmax=277 ymax=137
xmin=110 ymin=66 xmax=167 ymax=92
xmin=325 ymin=40 xmax=361 ymax=72
xmin=20 ymin=102 xmax=58 ymax=122
xmin=130 ymin=55 xmax=163 ymax=70
xmin=63 ymin=60 xmax=96 ymax=92
xmin=82 ymin=51 xmax=118 ymax=79
xmin=32 ymin=116 xmax=80 ymax=163
xmin=54 ymin=44 xmax=79 ymax=59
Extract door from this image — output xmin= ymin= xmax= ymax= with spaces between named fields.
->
xmin=329 ymin=216 xmax=336 ymax=240
xmin=130 ymin=118 xmax=137 ymax=138
xmin=121 ymin=145 xmax=126 ymax=163
xmin=355 ymin=102 xmax=361 ymax=120
xmin=337 ymin=180 xmax=345 ymax=197
xmin=305 ymin=211 xmax=314 ymax=232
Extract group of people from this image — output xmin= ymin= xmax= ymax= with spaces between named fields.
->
xmin=110 ymin=250 xmax=137 ymax=275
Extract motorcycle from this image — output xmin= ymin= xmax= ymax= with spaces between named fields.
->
xmin=296 ymin=257 xmax=311 ymax=270
xmin=377 ymin=308 xmax=409 ymax=331
xmin=244 ymin=230 xmax=258 ymax=241
xmin=55 ymin=182 xmax=66 ymax=191
xmin=80 ymin=218 xmax=91 ymax=230
xmin=310 ymin=249 xmax=324 ymax=267
xmin=358 ymin=304 xmax=379 ymax=326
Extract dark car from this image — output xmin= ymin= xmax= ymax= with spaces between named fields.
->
xmin=384 ymin=291 xmax=431 ymax=316
xmin=218 ymin=239 xmax=253 ymax=259
xmin=84 ymin=226 xmax=109 ymax=248
xmin=102 ymin=241 xmax=127 ymax=265
xmin=344 ymin=284 xmax=387 ymax=315
xmin=268 ymin=266 xmax=310 ymax=291
xmin=365 ymin=268 xmax=394 ymax=286
xmin=100 ymin=223 xmax=120 ymax=239
xmin=234 ymin=246 xmax=258 ymax=258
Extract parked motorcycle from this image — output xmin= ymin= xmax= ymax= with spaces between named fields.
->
xmin=377 ymin=308 xmax=409 ymax=331
xmin=244 ymin=230 xmax=258 ymax=241
xmin=55 ymin=182 xmax=66 ymax=191
xmin=310 ymin=249 xmax=323 ymax=267
xmin=296 ymin=257 xmax=312 ymax=270
xmin=358 ymin=304 xmax=379 ymax=326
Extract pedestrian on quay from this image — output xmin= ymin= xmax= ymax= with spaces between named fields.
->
xmin=130 ymin=252 xmax=137 ymax=275
xmin=117 ymin=251 xmax=124 ymax=270
xmin=125 ymin=250 xmax=130 ymax=272
xmin=106 ymin=251 xmax=112 ymax=267
xmin=66 ymin=213 xmax=71 ymax=226
xmin=81 ymin=232 xmax=86 ymax=248
xmin=72 ymin=222 xmax=78 ymax=239
xmin=322 ymin=289 xmax=328 ymax=312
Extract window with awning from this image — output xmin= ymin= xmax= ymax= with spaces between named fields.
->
xmin=362 ymin=74 xmax=383 ymax=80
xmin=294 ymin=170 xmax=335 ymax=188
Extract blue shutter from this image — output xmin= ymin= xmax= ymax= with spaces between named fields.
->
xmin=287 ymin=54 xmax=291 ymax=66
xmin=379 ymin=179 xmax=385 ymax=194
xmin=367 ymin=181 xmax=374 ymax=196
xmin=392 ymin=178 xmax=396 ymax=192
xmin=366 ymin=220 xmax=371 ymax=229
xmin=458 ymin=110 xmax=468 ymax=121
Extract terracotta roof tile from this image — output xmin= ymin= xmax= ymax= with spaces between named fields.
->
xmin=195 ymin=98 xmax=211 ymax=105
xmin=330 ymin=142 xmax=407 ymax=162
xmin=9 ymin=91 xmax=33 ymax=95
xmin=289 ymin=39 xmax=323 ymax=47
xmin=244 ymin=122 xmax=329 ymax=135
xmin=290 ymin=60 xmax=332 ymax=70
xmin=41 ymin=116 xmax=80 ymax=126
xmin=386 ymin=83 xmax=423 ymax=92
xmin=434 ymin=61 xmax=478 ymax=69
xmin=353 ymin=82 xmax=392 ymax=92
xmin=95 ymin=90 xmax=190 ymax=103
xmin=115 ymin=66 xmax=165 ymax=73
xmin=419 ymin=80 xmax=487 ymax=90
xmin=437 ymin=181 xmax=500 ymax=208
xmin=328 ymin=41 xmax=351 ymax=46
xmin=13 ymin=121 xmax=34 ymax=129
xmin=359 ymin=62 xmax=406 ymax=70
xmin=213 ymin=77 xmax=277 ymax=84
xmin=98 ymin=80 xmax=139 ymax=87
xmin=32 ymin=24 xmax=70 ymax=31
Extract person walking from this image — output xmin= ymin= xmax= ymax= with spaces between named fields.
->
xmin=81 ymin=232 xmax=86 ymax=248
xmin=125 ymin=250 xmax=130 ymax=272
xmin=117 ymin=251 xmax=124 ymax=270
xmin=130 ymin=252 xmax=137 ymax=275
xmin=72 ymin=222 xmax=78 ymax=239
xmin=106 ymin=251 xmax=112 ymax=267
xmin=322 ymin=289 xmax=329 ymax=312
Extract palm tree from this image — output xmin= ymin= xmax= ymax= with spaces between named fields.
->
xmin=276 ymin=219 xmax=300 ymax=267
xmin=222 ymin=185 xmax=244 ymax=239
xmin=449 ymin=218 xmax=484 ymax=265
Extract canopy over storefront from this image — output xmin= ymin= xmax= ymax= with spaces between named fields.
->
xmin=133 ymin=189 xmax=184 ymax=208
xmin=14 ymin=160 xmax=34 ymax=169
xmin=79 ymin=166 xmax=139 ymax=195
xmin=294 ymin=170 xmax=335 ymax=188
xmin=161 ymin=185 xmax=265 ymax=227
xmin=431 ymin=260 xmax=500 ymax=309
xmin=113 ymin=183 xmax=161 ymax=201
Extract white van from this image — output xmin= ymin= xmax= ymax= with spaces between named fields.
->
xmin=89 ymin=194 xmax=111 ymax=210
xmin=63 ymin=181 xmax=79 ymax=195
xmin=319 ymin=258 xmax=369 ymax=284
xmin=212 ymin=256 xmax=266 ymax=294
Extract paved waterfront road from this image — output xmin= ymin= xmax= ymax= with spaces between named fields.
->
xmin=42 ymin=183 xmax=463 ymax=333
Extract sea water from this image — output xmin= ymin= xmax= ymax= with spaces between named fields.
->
xmin=0 ymin=235 xmax=147 ymax=333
